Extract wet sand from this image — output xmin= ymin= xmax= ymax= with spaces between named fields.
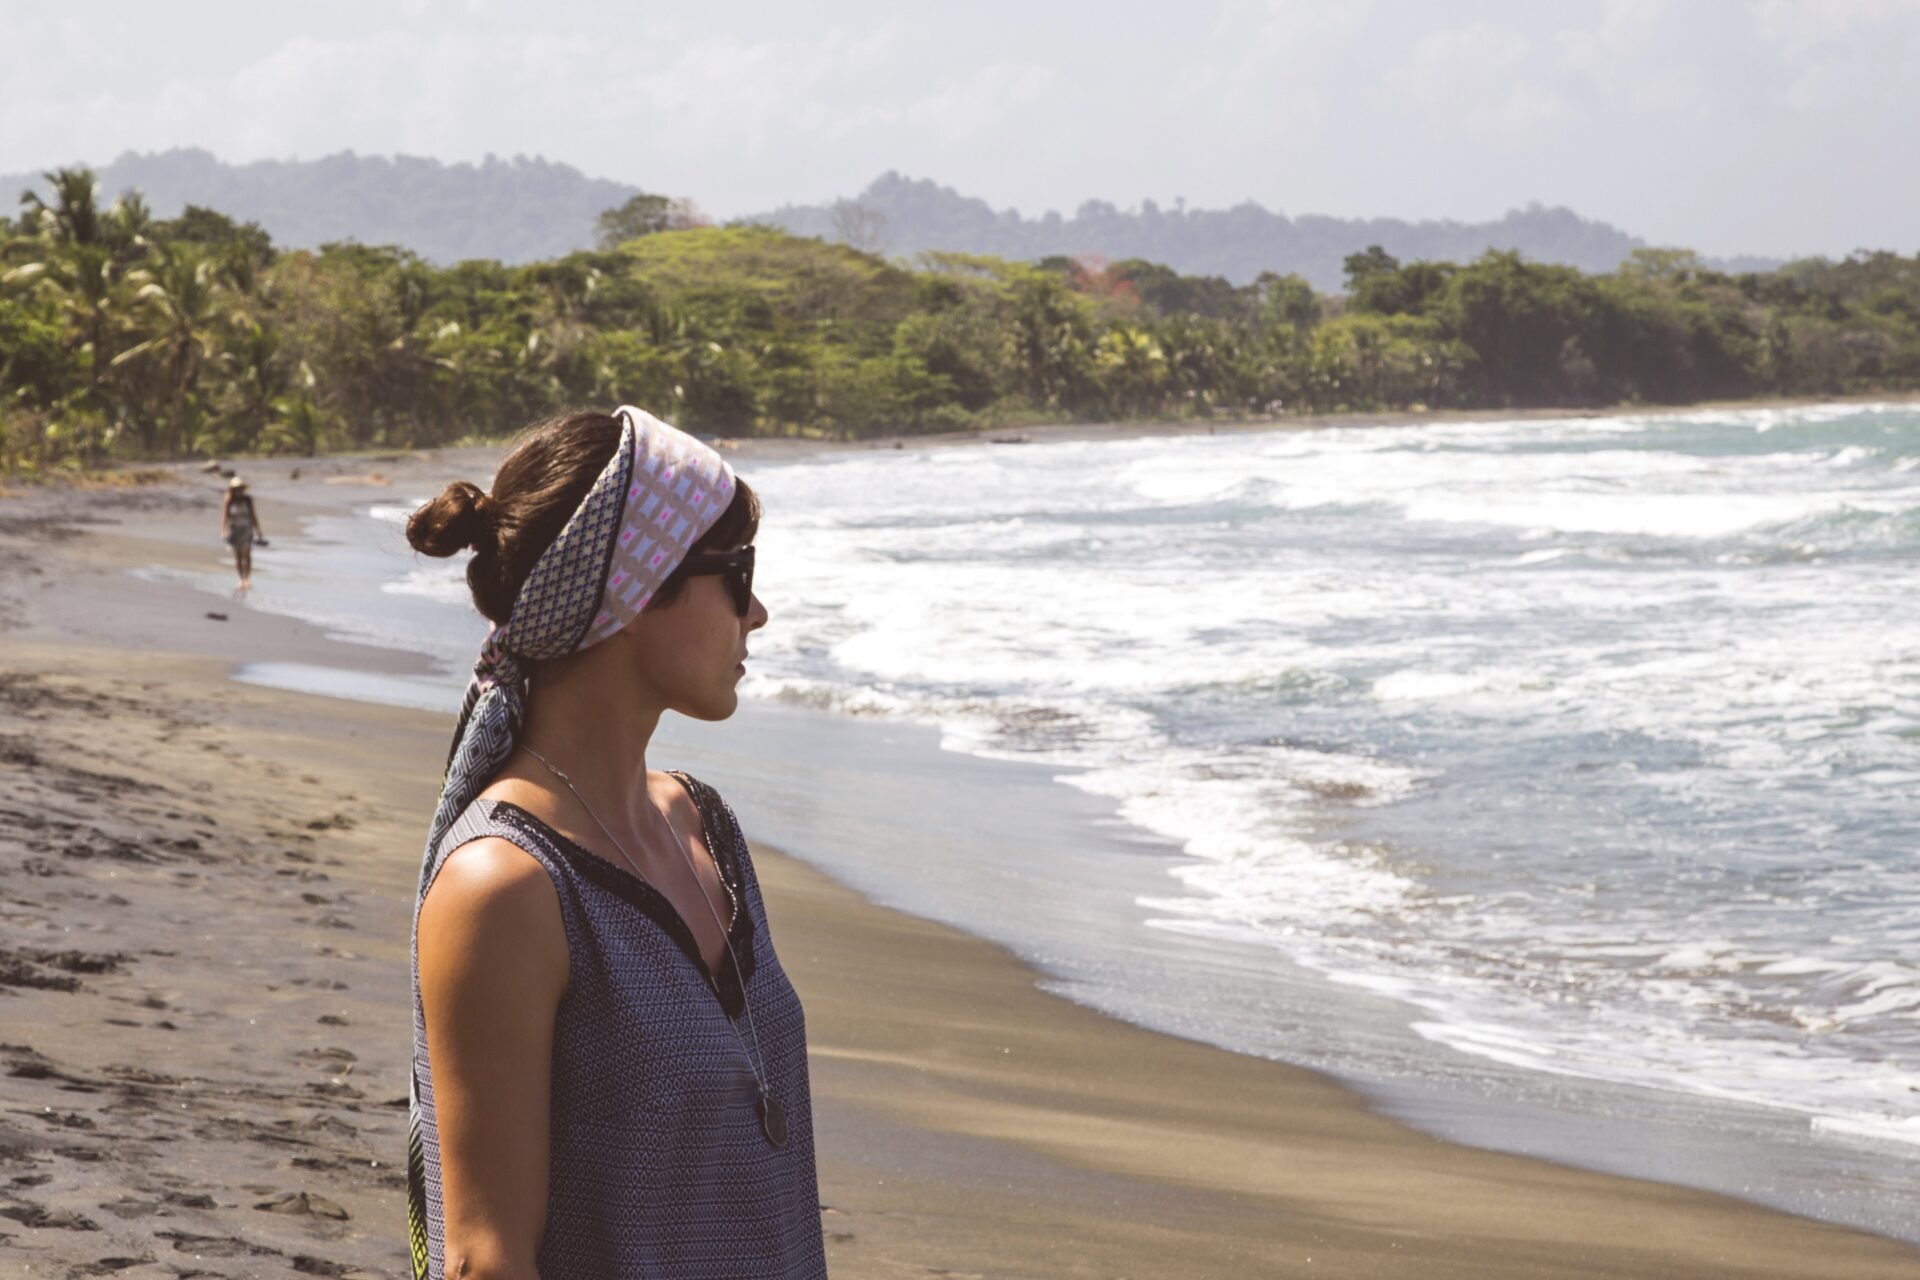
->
xmin=0 ymin=460 xmax=1916 ymax=1278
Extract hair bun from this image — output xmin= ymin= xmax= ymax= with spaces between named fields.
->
xmin=407 ymin=480 xmax=492 ymax=557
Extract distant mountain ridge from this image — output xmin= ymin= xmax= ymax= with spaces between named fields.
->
xmin=750 ymin=173 xmax=1781 ymax=290
xmin=1 ymin=150 xmax=1779 ymax=288
xmin=0 ymin=147 xmax=640 ymax=265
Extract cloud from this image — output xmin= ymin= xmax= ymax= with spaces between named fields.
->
xmin=905 ymin=60 xmax=1055 ymax=145
xmin=1170 ymin=0 xmax=1374 ymax=135
xmin=1389 ymin=23 xmax=1575 ymax=149
xmin=1754 ymin=0 xmax=1920 ymax=55
xmin=0 ymin=15 xmax=939 ymax=208
xmin=1553 ymin=0 xmax=1726 ymax=120
xmin=617 ymin=25 xmax=912 ymax=155
xmin=1754 ymin=0 xmax=1920 ymax=112
xmin=3 ymin=2 xmax=1919 ymax=255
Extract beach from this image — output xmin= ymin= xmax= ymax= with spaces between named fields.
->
xmin=2 ymin=441 xmax=1917 ymax=1279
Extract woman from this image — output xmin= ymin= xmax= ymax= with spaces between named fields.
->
xmin=219 ymin=475 xmax=265 ymax=591
xmin=403 ymin=405 xmax=825 ymax=1279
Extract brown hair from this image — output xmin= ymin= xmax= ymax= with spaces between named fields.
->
xmin=406 ymin=410 xmax=759 ymax=626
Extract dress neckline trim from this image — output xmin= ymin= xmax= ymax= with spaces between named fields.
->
xmin=483 ymin=778 xmax=757 ymax=1016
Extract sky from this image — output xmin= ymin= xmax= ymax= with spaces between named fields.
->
xmin=3 ymin=0 xmax=1917 ymax=259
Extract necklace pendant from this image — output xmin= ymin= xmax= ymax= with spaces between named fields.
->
xmin=757 ymin=1093 xmax=788 ymax=1148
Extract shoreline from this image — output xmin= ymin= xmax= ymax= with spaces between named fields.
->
xmin=873 ymin=387 xmax=1920 ymax=453
xmin=2 ymin=427 xmax=1917 ymax=1275
xmin=15 ymin=387 xmax=1920 ymax=487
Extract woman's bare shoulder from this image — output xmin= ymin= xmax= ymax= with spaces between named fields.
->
xmin=434 ymin=836 xmax=553 ymax=897
xmin=421 ymin=837 xmax=562 ymax=949
xmin=419 ymin=835 xmax=568 ymax=1011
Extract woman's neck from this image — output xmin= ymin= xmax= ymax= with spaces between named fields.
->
xmin=516 ymin=650 xmax=666 ymax=835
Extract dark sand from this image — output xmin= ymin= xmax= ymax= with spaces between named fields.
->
xmin=0 ymin=449 xmax=1915 ymax=1279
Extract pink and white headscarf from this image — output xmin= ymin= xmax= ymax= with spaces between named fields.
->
xmin=418 ymin=402 xmax=736 ymax=888
xmin=586 ymin=407 xmax=737 ymax=645
xmin=407 ymin=404 xmax=736 ymax=1272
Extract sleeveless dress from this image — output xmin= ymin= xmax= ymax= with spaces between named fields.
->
xmin=225 ymin=495 xmax=255 ymax=548
xmin=409 ymin=771 xmax=827 ymax=1278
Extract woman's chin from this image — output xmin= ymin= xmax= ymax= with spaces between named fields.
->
xmin=679 ymin=688 xmax=740 ymax=723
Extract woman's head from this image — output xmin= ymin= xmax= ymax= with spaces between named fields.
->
xmin=406 ymin=409 xmax=766 ymax=719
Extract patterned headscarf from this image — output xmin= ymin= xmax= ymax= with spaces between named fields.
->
xmin=407 ymin=403 xmax=735 ymax=1277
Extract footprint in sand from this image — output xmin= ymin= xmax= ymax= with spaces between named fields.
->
xmin=252 ymin=1189 xmax=351 ymax=1220
xmin=0 ymin=1201 xmax=99 ymax=1230
xmin=155 ymin=1227 xmax=281 ymax=1259
xmin=98 ymin=1196 xmax=162 ymax=1219
xmin=294 ymin=1047 xmax=358 ymax=1070
xmin=68 ymin=1257 xmax=153 ymax=1276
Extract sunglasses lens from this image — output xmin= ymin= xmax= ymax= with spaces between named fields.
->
xmin=732 ymin=550 xmax=754 ymax=615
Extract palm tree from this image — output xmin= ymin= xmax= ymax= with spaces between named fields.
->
xmin=19 ymin=168 xmax=106 ymax=249
xmin=4 ymin=168 xmax=145 ymax=431
xmin=1007 ymin=275 xmax=1094 ymax=410
xmin=1349 ymin=319 xmax=1385 ymax=407
xmin=103 ymin=192 xmax=154 ymax=259
xmin=1158 ymin=314 xmax=1230 ymax=413
xmin=115 ymin=243 xmax=224 ymax=453
xmin=264 ymin=389 xmax=331 ymax=456
xmin=212 ymin=320 xmax=287 ymax=452
xmin=1094 ymin=324 xmax=1168 ymax=417
xmin=4 ymin=243 xmax=124 ymax=417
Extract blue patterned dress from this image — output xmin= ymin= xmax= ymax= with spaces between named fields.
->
xmin=410 ymin=772 xmax=826 ymax=1278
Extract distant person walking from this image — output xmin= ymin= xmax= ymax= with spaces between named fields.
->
xmin=402 ymin=406 xmax=824 ymax=1279
xmin=218 ymin=475 xmax=266 ymax=592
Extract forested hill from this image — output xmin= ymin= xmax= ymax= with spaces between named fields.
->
xmin=0 ymin=149 xmax=641 ymax=264
xmin=750 ymin=173 xmax=1780 ymax=290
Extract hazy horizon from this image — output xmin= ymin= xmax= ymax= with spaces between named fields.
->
xmin=5 ymin=1 xmax=1917 ymax=261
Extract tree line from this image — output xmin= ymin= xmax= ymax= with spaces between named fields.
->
xmin=4 ymin=169 xmax=1917 ymax=474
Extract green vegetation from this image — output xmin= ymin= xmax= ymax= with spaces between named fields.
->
xmin=5 ymin=168 xmax=1918 ymax=475
xmin=594 ymin=193 xmax=706 ymax=249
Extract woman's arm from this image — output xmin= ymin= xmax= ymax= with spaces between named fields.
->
xmin=219 ymin=490 xmax=231 ymax=537
xmin=417 ymin=837 xmax=569 ymax=1280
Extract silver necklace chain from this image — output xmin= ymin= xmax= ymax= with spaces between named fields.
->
xmin=521 ymin=745 xmax=773 ymax=1103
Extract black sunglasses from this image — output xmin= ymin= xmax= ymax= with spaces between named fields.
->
xmin=674 ymin=545 xmax=755 ymax=616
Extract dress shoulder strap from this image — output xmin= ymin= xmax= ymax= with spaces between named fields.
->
xmin=417 ymin=794 xmax=568 ymax=907
xmin=668 ymin=771 xmax=762 ymax=891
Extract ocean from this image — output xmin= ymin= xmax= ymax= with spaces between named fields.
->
xmin=178 ymin=401 xmax=1918 ymax=1238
